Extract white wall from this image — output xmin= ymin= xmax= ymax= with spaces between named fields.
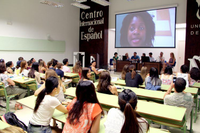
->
xmin=108 ymin=25 xmax=186 ymax=72
xmin=0 ymin=0 xmax=79 ymax=64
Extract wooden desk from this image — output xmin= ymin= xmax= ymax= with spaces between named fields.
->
xmin=0 ymin=120 xmax=10 ymax=129
xmin=116 ymin=60 xmax=132 ymax=72
xmin=12 ymin=77 xmax=37 ymax=96
xmin=64 ymin=73 xmax=79 ymax=78
xmin=64 ymin=87 xmax=187 ymax=132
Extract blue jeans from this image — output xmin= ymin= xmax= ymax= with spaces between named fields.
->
xmin=28 ymin=123 xmax=52 ymax=133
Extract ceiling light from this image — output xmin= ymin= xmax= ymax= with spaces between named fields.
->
xmin=40 ymin=0 xmax=63 ymax=8
xmin=91 ymin=0 xmax=110 ymax=6
xmin=71 ymin=2 xmax=90 ymax=9
xmin=74 ymin=0 xmax=87 ymax=2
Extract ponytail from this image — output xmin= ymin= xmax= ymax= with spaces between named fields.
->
xmin=121 ymin=103 xmax=140 ymax=133
xmin=131 ymin=70 xmax=136 ymax=79
xmin=34 ymin=89 xmax=46 ymax=113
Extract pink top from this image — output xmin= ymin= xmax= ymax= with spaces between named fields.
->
xmin=62 ymin=66 xmax=71 ymax=73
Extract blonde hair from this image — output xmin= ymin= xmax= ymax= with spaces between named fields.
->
xmin=45 ymin=69 xmax=63 ymax=87
xmin=170 ymin=52 xmax=176 ymax=60
xmin=20 ymin=60 xmax=27 ymax=73
xmin=0 ymin=126 xmax=26 ymax=133
xmin=140 ymin=66 xmax=148 ymax=81
xmin=73 ymin=61 xmax=82 ymax=73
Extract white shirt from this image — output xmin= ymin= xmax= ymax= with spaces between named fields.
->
xmin=62 ymin=65 xmax=71 ymax=73
xmin=18 ymin=68 xmax=29 ymax=77
xmin=149 ymin=56 xmax=155 ymax=62
xmin=156 ymin=56 xmax=165 ymax=63
xmin=30 ymin=95 xmax=60 ymax=126
xmin=176 ymin=73 xmax=189 ymax=87
xmin=104 ymin=108 xmax=148 ymax=133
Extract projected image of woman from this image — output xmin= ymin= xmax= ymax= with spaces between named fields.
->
xmin=120 ymin=12 xmax=155 ymax=47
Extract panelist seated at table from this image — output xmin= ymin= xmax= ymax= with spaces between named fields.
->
xmin=145 ymin=67 xmax=162 ymax=91
xmin=149 ymin=52 xmax=155 ymax=62
xmin=28 ymin=77 xmax=68 ymax=133
xmin=62 ymin=81 xmax=103 ymax=133
xmin=0 ymin=62 xmax=27 ymax=99
xmin=97 ymin=71 xmax=118 ymax=96
xmin=163 ymin=78 xmax=193 ymax=120
xmin=124 ymin=53 xmax=131 ymax=61
xmin=156 ymin=52 xmax=165 ymax=63
xmin=104 ymin=89 xmax=149 ymax=133
xmin=131 ymin=52 xmax=140 ymax=63
xmin=125 ymin=65 xmax=143 ymax=88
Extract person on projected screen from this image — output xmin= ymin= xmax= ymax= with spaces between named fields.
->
xmin=120 ymin=12 xmax=155 ymax=47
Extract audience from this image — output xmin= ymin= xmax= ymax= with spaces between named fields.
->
xmin=80 ymin=67 xmax=93 ymax=82
xmin=125 ymin=65 xmax=143 ymax=87
xmin=160 ymin=66 xmax=173 ymax=85
xmin=19 ymin=60 xmax=29 ymax=77
xmin=104 ymin=89 xmax=149 ymax=133
xmin=90 ymin=60 xmax=100 ymax=79
xmin=28 ymin=62 xmax=42 ymax=88
xmin=97 ymin=71 xmax=118 ymax=95
xmin=62 ymin=58 xmax=71 ymax=73
xmin=47 ymin=61 xmax=52 ymax=69
xmin=34 ymin=69 xmax=66 ymax=102
xmin=6 ymin=61 xmax=14 ymax=74
xmin=62 ymin=81 xmax=103 ymax=133
xmin=176 ymin=65 xmax=190 ymax=87
xmin=73 ymin=61 xmax=82 ymax=79
xmin=27 ymin=60 xmax=32 ymax=70
xmin=38 ymin=60 xmax=46 ymax=73
xmin=140 ymin=66 xmax=148 ymax=82
xmin=163 ymin=78 xmax=193 ymax=120
xmin=30 ymin=58 xmax=36 ymax=63
xmin=145 ymin=67 xmax=162 ymax=90
xmin=55 ymin=63 xmax=64 ymax=81
xmin=0 ymin=62 xmax=27 ymax=99
xmin=28 ymin=77 xmax=68 ymax=132
xmin=190 ymin=67 xmax=200 ymax=82
xmin=49 ymin=59 xmax=58 ymax=71
xmin=120 ymin=64 xmax=129 ymax=80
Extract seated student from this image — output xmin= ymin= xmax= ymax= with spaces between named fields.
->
xmin=72 ymin=61 xmax=82 ymax=79
xmin=163 ymin=78 xmax=193 ymax=120
xmin=38 ymin=59 xmax=43 ymax=64
xmin=27 ymin=60 xmax=32 ymax=70
xmin=190 ymin=67 xmax=200 ymax=82
xmin=97 ymin=71 xmax=118 ymax=95
xmin=55 ymin=63 xmax=64 ymax=82
xmin=62 ymin=58 xmax=71 ymax=73
xmin=6 ymin=61 xmax=14 ymax=74
xmin=19 ymin=60 xmax=29 ymax=77
xmin=125 ymin=65 xmax=143 ymax=88
xmin=160 ymin=66 xmax=173 ymax=85
xmin=140 ymin=66 xmax=148 ymax=82
xmin=34 ymin=69 xmax=66 ymax=102
xmin=176 ymin=65 xmax=190 ymax=87
xmin=0 ymin=59 xmax=5 ymax=64
xmin=0 ymin=63 xmax=27 ymax=99
xmin=104 ymin=89 xmax=149 ymax=133
xmin=62 ymin=81 xmax=103 ymax=133
xmin=145 ymin=67 xmax=162 ymax=90
xmin=38 ymin=60 xmax=46 ymax=73
xmin=47 ymin=61 xmax=52 ymax=69
xmin=90 ymin=60 xmax=100 ymax=79
xmin=120 ymin=64 xmax=129 ymax=80
xmin=28 ymin=62 xmax=43 ymax=88
xmin=30 ymin=58 xmax=36 ymax=63
xmin=28 ymin=77 xmax=68 ymax=133
xmin=49 ymin=59 xmax=58 ymax=71
xmin=80 ymin=67 xmax=93 ymax=82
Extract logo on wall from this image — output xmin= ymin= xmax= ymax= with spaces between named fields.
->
xmin=196 ymin=0 xmax=200 ymax=19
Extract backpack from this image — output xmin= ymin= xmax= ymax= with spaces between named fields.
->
xmin=2 ymin=112 xmax=27 ymax=131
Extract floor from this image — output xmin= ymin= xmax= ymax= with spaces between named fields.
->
xmin=0 ymin=71 xmax=200 ymax=133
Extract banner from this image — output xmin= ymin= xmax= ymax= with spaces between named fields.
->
xmin=185 ymin=0 xmax=200 ymax=67
xmin=79 ymin=0 xmax=109 ymax=68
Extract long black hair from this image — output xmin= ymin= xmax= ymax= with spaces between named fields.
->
xmin=80 ymin=67 xmax=90 ymax=80
xmin=28 ymin=62 xmax=39 ymax=78
xmin=149 ymin=67 xmax=160 ymax=83
xmin=67 ymin=81 xmax=103 ymax=125
xmin=119 ymin=89 xmax=149 ymax=133
xmin=34 ymin=76 xmax=59 ymax=113
xmin=120 ymin=12 xmax=155 ymax=47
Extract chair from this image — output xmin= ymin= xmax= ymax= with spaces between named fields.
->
xmin=0 ymin=83 xmax=18 ymax=113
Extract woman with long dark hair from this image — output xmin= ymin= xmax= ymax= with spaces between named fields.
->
xmin=28 ymin=77 xmax=68 ymax=133
xmin=120 ymin=64 xmax=129 ymax=80
xmin=104 ymin=89 xmax=149 ymax=133
xmin=62 ymin=81 xmax=103 ymax=133
xmin=28 ymin=62 xmax=42 ymax=88
xmin=145 ymin=67 xmax=162 ymax=90
xmin=97 ymin=71 xmax=118 ymax=95
xmin=80 ymin=67 xmax=93 ymax=82
xmin=125 ymin=65 xmax=143 ymax=87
